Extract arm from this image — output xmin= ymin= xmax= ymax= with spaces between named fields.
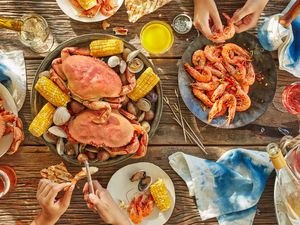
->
xmin=31 ymin=179 xmax=75 ymax=225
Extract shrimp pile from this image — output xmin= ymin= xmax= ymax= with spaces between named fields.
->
xmin=184 ymin=43 xmax=255 ymax=126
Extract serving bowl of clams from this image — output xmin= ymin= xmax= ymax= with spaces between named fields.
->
xmin=30 ymin=34 xmax=163 ymax=167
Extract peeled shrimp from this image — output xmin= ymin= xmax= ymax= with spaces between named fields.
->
xmin=192 ymin=88 xmax=214 ymax=108
xmin=208 ymin=13 xmax=235 ymax=43
xmin=222 ymin=43 xmax=251 ymax=64
xmin=184 ymin=63 xmax=212 ymax=82
xmin=192 ymin=50 xmax=206 ymax=67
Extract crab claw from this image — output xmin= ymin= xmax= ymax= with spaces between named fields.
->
xmin=131 ymin=125 xmax=148 ymax=159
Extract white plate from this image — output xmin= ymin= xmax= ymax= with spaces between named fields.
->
xmin=56 ymin=0 xmax=124 ymax=23
xmin=0 ymin=83 xmax=18 ymax=157
xmin=107 ymin=162 xmax=176 ymax=225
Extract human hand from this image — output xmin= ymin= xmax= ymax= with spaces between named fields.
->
xmin=83 ymin=181 xmax=131 ymax=225
xmin=193 ymin=0 xmax=223 ymax=38
xmin=32 ymin=179 xmax=75 ymax=225
xmin=231 ymin=0 xmax=269 ymax=33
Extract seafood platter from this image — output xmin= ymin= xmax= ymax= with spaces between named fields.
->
xmin=107 ymin=162 xmax=175 ymax=225
xmin=30 ymin=34 xmax=163 ymax=166
xmin=56 ymin=0 xmax=123 ymax=22
xmin=179 ymin=32 xmax=277 ymax=128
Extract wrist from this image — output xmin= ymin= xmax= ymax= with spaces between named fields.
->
xmin=33 ymin=211 xmax=59 ymax=225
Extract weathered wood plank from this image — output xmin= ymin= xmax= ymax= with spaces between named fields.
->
xmin=0 ymin=146 xmax=277 ymax=225
xmin=21 ymin=58 xmax=299 ymax=146
xmin=0 ymin=0 xmax=290 ymax=58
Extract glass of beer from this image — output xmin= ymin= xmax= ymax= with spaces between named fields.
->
xmin=140 ymin=21 xmax=174 ymax=55
xmin=0 ymin=166 xmax=17 ymax=198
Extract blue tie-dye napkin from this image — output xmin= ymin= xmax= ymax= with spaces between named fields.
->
xmin=169 ymin=149 xmax=273 ymax=225
xmin=258 ymin=0 xmax=300 ymax=78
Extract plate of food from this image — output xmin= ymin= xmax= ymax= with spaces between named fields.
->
xmin=30 ymin=33 xmax=163 ymax=167
xmin=56 ymin=0 xmax=123 ymax=22
xmin=107 ymin=162 xmax=175 ymax=225
xmin=178 ymin=32 xmax=277 ymax=128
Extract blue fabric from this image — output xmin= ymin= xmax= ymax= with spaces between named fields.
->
xmin=169 ymin=149 xmax=273 ymax=225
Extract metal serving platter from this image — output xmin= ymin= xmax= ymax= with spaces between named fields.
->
xmin=31 ymin=33 xmax=163 ymax=167
xmin=178 ymin=32 xmax=277 ymax=129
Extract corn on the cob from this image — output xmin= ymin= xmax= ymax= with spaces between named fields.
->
xmin=90 ymin=39 xmax=124 ymax=57
xmin=150 ymin=179 xmax=171 ymax=211
xmin=128 ymin=67 xmax=160 ymax=101
xmin=29 ymin=103 xmax=55 ymax=137
xmin=35 ymin=76 xmax=70 ymax=107
xmin=76 ymin=0 xmax=97 ymax=10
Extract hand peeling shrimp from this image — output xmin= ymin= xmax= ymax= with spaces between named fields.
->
xmin=208 ymin=13 xmax=235 ymax=43
xmin=184 ymin=63 xmax=212 ymax=82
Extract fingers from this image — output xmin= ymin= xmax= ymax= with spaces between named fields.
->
xmin=210 ymin=12 xmax=223 ymax=32
xmin=88 ymin=193 xmax=104 ymax=213
xmin=232 ymin=6 xmax=251 ymax=24
xmin=83 ymin=180 xmax=104 ymax=194
xmin=59 ymin=184 xmax=75 ymax=208
xmin=46 ymin=183 xmax=72 ymax=202
xmin=234 ymin=14 xmax=256 ymax=33
xmin=37 ymin=179 xmax=50 ymax=197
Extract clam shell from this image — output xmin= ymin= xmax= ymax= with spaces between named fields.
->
xmin=119 ymin=60 xmax=127 ymax=74
xmin=38 ymin=70 xmax=50 ymax=78
xmin=79 ymin=143 xmax=86 ymax=153
xmin=53 ymin=106 xmax=71 ymax=126
xmin=85 ymin=145 xmax=99 ymax=153
xmin=138 ymin=176 xmax=152 ymax=192
xmin=122 ymin=48 xmax=132 ymax=61
xmin=130 ymin=170 xmax=146 ymax=182
xmin=108 ymin=56 xmax=120 ymax=68
xmin=128 ymin=58 xmax=144 ymax=74
xmin=64 ymin=142 xmax=78 ymax=156
xmin=56 ymin=138 xmax=64 ymax=156
xmin=127 ymin=102 xmax=138 ymax=116
xmin=48 ymin=126 xmax=67 ymax=138
xmin=141 ymin=121 xmax=151 ymax=133
xmin=97 ymin=150 xmax=110 ymax=161
xmin=144 ymin=110 xmax=154 ymax=121
xmin=126 ymin=50 xmax=140 ymax=62
xmin=43 ymin=131 xmax=58 ymax=144
xmin=136 ymin=98 xmax=151 ymax=112
xmin=138 ymin=112 xmax=145 ymax=122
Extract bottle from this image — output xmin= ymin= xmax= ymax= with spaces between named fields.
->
xmin=0 ymin=15 xmax=53 ymax=53
xmin=0 ymin=165 xmax=17 ymax=198
xmin=267 ymin=143 xmax=300 ymax=223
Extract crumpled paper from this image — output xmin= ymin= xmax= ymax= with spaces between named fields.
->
xmin=0 ymin=50 xmax=26 ymax=111
xmin=169 ymin=149 xmax=273 ymax=225
xmin=258 ymin=0 xmax=300 ymax=78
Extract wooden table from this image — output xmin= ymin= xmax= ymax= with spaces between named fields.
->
xmin=0 ymin=0 xmax=299 ymax=224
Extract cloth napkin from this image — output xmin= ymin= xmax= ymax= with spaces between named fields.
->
xmin=169 ymin=149 xmax=273 ymax=225
xmin=0 ymin=50 xmax=26 ymax=111
xmin=258 ymin=0 xmax=300 ymax=78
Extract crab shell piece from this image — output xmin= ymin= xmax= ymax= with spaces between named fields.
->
xmin=67 ymin=110 xmax=135 ymax=148
xmin=62 ymin=55 xmax=122 ymax=100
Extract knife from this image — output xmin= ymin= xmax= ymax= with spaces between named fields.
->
xmin=84 ymin=160 xmax=94 ymax=194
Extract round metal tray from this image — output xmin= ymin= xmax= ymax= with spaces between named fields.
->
xmin=178 ymin=32 xmax=277 ymax=129
xmin=31 ymin=33 xmax=163 ymax=167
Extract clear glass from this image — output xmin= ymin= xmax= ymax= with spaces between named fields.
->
xmin=19 ymin=14 xmax=54 ymax=53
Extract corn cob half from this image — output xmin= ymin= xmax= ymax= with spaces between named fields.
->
xmin=76 ymin=0 xmax=97 ymax=10
xmin=127 ymin=67 xmax=160 ymax=101
xmin=29 ymin=103 xmax=56 ymax=137
xmin=35 ymin=76 xmax=70 ymax=107
xmin=150 ymin=178 xmax=171 ymax=211
xmin=90 ymin=39 xmax=124 ymax=57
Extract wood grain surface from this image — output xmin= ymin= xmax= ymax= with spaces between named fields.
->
xmin=0 ymin=0 xmax=298 ymax=224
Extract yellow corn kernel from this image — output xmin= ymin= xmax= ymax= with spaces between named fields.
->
xmin=150 ymin=179 xmax=171 ymax=211
xmin=29 ymin=103 xmax=55 ymax=137
xmin=76 ymin=0 xmax=97 ymax=10
xmin=127 ymin=67 xmax=160 ymax=101
xmin=35 ymin=76 xmax=70 ymax=107
xmin=90 ymin=39 xmax=124 ymax=57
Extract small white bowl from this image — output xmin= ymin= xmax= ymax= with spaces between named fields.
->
xmin=56 ymin=0 xmax=124 ymax=23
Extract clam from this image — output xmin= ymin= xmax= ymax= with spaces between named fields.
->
xmin=144 ymin=110 xmax=154 ymax=121
xmin=141 ymin=121 xmax=151 ymax=133
xmin=119 ymin=60 xmax=127 ymax=74
xmin=48 ymin=126 xmax=67 ymax=138
xmin=108 ymin=56 xmax=120 ymax=68
xmin=138 ymin=112 xmax=145 ymax=122
xmin=39 ymin=70 xmax=50 ymax=78
xmin=87 ymin=151 xmax=97 ymax=160
xmin=146 ymin=91 xmax=158 ymax=104
xmin=79 ymin=143 xmax=86 ymax=153
xmin=128 ymin=58 xmax=144 ymax=74
xmin=43 ymin=131 xmax=58 ymax=144
xmin=127 ymin=102 xmax=139 ymax=116
xmin=56 ymin=138 xmax=64 ymax=156
xmin=53 ymin=106 xmax=71 ymax=126
xmin=97 ymin=150 xmax=110 ymax=161
xmin=122 ymin=48 xmax=132 ymax=61
xmin=69 ymin=101 xmax=85 ymax=114
xmin=77 ymin=153 xmax=88 ymax=163
xmin=130 ymin=170 xmax=146 ymax=182
xmin=64 ymin=142 xmax=78 ymax=156
xmin=85 ymin=145 xmax=99 ymax=153
xmin=136 ymin=98 xmax=151 ymax=112
xmin=138 ymin=176 xmax=152 ymax=192
xmin=126 ymin=50 xmax=140 ymax=62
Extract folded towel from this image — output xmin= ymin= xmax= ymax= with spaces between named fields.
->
xmin=0 ymin=50 xmax=26 ymax=111
xmin=169 ymin=149 xmax=273 ymax=225
xmin=258 ymin=0 xmax=300 ymax=78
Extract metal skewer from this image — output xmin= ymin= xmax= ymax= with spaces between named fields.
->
xmin=172 ymin=116 xmax=196 ymax=145
xmin=84 ymin=160 xmax=94 ymax=194
xmin=175 ymin=89 xmax=187 ymax=143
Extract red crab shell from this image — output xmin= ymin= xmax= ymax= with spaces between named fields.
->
xmin=68 ymin=110 xmax=134 ymax=148
xmin=62 ymin=55 xmax=122 ymax=100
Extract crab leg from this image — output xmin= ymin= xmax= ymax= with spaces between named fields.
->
xmin=50 ymin=68 xmax=69 ymax=94
xmin=61 ymin=47 xmax=91 ymax=59
xmin=131 ymin=124 xmax=149 ymax=159
xmin=82 ymin=101 xmax=112 ymax=124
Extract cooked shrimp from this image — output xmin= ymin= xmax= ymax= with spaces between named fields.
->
xmin=190 ymin=80 xmax=220 ymax=91
xmin=206 ymin=64 xmax=224 ymax=78
xmin=219 ymin=94 xmax=237 ymax=125
xmin=192 ymin=50 xmax=206 ymax=67
xmin=213 ymin=62 xmax=227 ymax=74
xmin=192 ymin=88 xmax=214 ymax=107
xmin=208 ymin=13 xmax=235 ymax=43
xmin=222 ymin=43 xmax=251 ymax=64
xmin=208 ymin=99 xmax=222 ymax=123
xmin=211 ymin=82 xmax=229 ymax=102
xmin=241 ymin=84 xmax=249 ymax=94
xmin=235 ymin=86 xmax=251 ymax=112
xmin=223 ymin=62 xmax=246 ymax=82
xmin=184 ymin=63 xmax=212 ymax=82
xmin=204 ymin=45 xmax=222 ymax=63
xmin=243 ymin=62 xmax=256 ymax=86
